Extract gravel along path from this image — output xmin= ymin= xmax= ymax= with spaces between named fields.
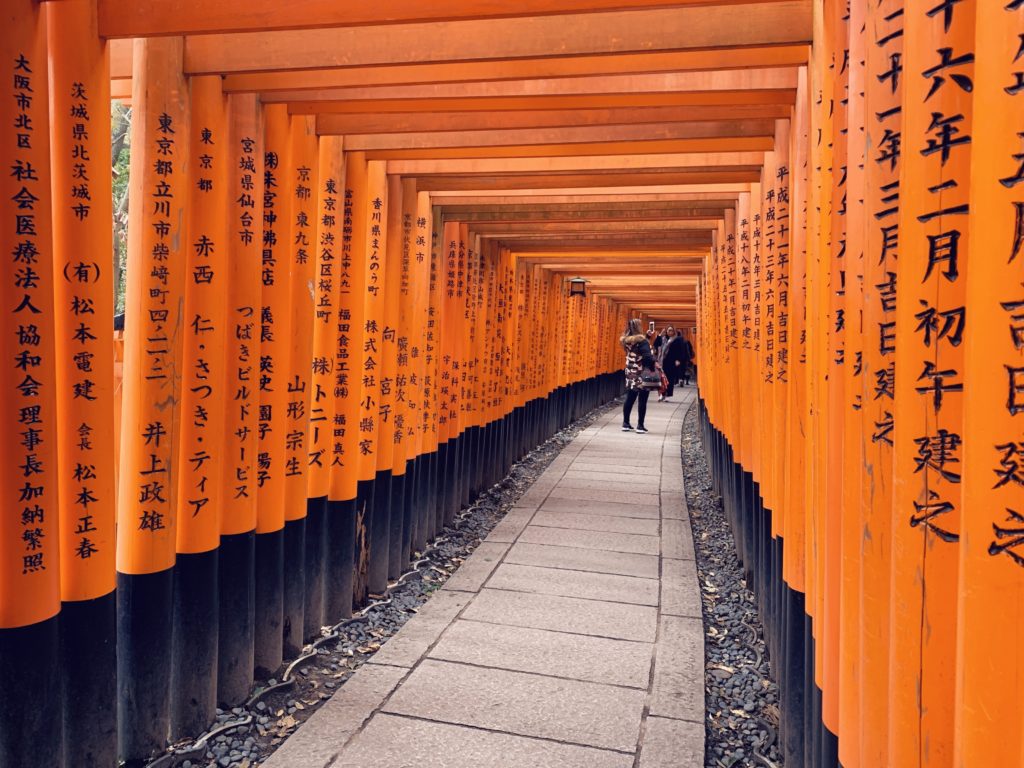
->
xmin=146 ymin=400 xmax=621 ymax=768
xmin=681 ymin=404 xmax=782 ymax=768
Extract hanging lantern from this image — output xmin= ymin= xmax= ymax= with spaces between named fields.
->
xmin=567 ymin=276 xmax=588 ymax=297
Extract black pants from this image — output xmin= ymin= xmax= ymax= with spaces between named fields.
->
xmin=623 ymin=388 xmax=649 ymax=428
xmin=664 ymin=380 xmax=674 ymax=398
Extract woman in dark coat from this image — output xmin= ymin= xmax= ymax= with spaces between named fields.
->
xmin=658 ymin=326 xmax=691 ymax=398
xmin=659 ymin=325 xmax=684 ymax=399
xmin=621 ymin=318 xmax=656 ymax=433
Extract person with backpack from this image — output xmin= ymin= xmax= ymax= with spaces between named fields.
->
xmin=620 ymin=319 xmax=658 ymax=433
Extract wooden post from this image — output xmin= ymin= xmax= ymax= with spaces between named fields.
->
xmin=0 ymin=2 xmax=62 ymax=764
xmin=955 ymin=3 xmax=1024 ymax=763
xmin=361 ymin=160 xmax=389 ymax=595
xmin=309 ymin=134 xmax=343 ymax=630
xmin=858 ymin=1 xmax=902 ymax=760
xmin=46 ymin=0 xmax=117 ymax=762
xmin=218 ymin=91 xmax=263 ymax=705
xmin=394 ymin=178 xmax=419 ymax=555
xmin=254 ymin=102 xmax=291 ymax=676
xmin=115 ymin=35 xmax=189 ymax=765
xmin=890 ymin=2 xmax=975 ymax=765
xmin=838 ymin=4 xmax=865 ymax=762
xmin=170 ymin=72 xmax=227 ymax=739
xmin=381 ymin=174 xmax=403 ymax=579
xmin=281 ymin=114 xmax=317 ymax=658
xmin=337 ymin=151 xmax=369 ymax=606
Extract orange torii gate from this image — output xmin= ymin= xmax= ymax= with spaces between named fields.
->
xmin=2 ymin=0 xmax=1023 ymax=767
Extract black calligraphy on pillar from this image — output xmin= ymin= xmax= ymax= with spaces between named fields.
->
xmin=231 ymin=135 xmax=257 ymax=501
xmin=11 ymin=52 xmax=51 ymax=573
xmin=258 ymin=150 xmax=279 ymax=488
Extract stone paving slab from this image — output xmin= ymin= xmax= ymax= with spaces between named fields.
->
xmin=383 ymin=659 xmax=646 ymax=752
xmin=660 ymin=557 xmax=702 ymax=619
xmin=518 ymin=525 xmax=660 ymax=555
xmin=462 ymin=588 xmax=658 ymax=642
xmin=262 ymin=397 xmax=703 ymax=767
xmin=441 ymin=541 xmax=512 ymax=594
xmin=429 ymin=619 xmax=653 ymax=688
xmin=505 ymin=541 xmax=660 ymax=578
xmin=661 ymin=518 xmax=695 ymax=560
xmin=567 ymin=463 xmax=663 ymax=477
xmin=487 ymin=562 xmax=660 ymax=606
xmin=562 ymin=468 xmax=658 ymax=483
xmin=547 ymin=486 xmax=661 ymax=506
xmin=638 ymin=717 xmax=706 ymax=768
xmin=661 ymin=496 xmax=689 ymax=521
xmin=262 ymin=664 xmax=407 ymax=768
xmin=536 ymin=496 xmax=661 ymax=519
xmin=483 ymin=509 xmax=536 ymax=543
xmin=531 ymin=509 xmax=660 ymax=535
xmin=649 ymin=615 xmax=705 ymax=723
xmin=567 ymin=455 xmax=664 ymax=468
xmin=555 ymin=476 xmax=654 ymax=493
xmin=368 ymin=591 xmax=474 ymax=668
xmin=340 ymin=714 xmax=635 ymax=768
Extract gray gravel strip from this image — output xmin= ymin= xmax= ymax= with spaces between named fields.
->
xmin=680 ymin=405 xmax=782 ymax=768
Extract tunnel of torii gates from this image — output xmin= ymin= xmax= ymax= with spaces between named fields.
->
xmin=0 ymin=0 xmax=1022 ymax=766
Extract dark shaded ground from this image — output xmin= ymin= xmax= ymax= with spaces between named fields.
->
xmin=681 ymin=403 xmax=782 ymax=768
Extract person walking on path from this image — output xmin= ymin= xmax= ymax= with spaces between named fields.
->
xmin=658 ymin=326 xmax=691 ymax=399
xmin=621 ymin=319 xmax=656 ymax=433
xmin=680 ymin=335 xmax=695 ymax=386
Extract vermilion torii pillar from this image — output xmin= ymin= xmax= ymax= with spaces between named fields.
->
xmin=47 ymin=0 xmax=117 ymax=764
xmin=0 ymin=2 xmax=62 ymax=765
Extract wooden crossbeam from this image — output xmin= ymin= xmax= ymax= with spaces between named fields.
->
xmin=99 ymin=0 xmax=801 ymax=38
xmin=130 ymin=4 xmax=811 ymax=76
xmin=365 ymin=140 xmax=772 ymax=160
xmin=389 ymin=153 xmax=764 ymax=174
xmin=418 ymin=169 xmax=760 ymax=191
xmin=308 ymin=105 xmax=790 ymax=134
xmin=273 ymin=68 xmax=799 ymax=103
xmin=216 ymin=47 xmax=809 ymax=92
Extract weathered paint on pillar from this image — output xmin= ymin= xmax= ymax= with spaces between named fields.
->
xmin=955 ymin=3 xmax=1024 ymax=764
xmin=176 ymin=74 xmax=227 ymax=557
xmin=309 ymin=136 xmax=343 ymax=499
xmin=890 ymin=2 xmax=975 ymax=765
xmin=859 ymin=1 xmax=902 ymax=760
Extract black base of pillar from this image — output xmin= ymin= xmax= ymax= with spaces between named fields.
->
xmin=282 ymin=517 xmax=306 ymax=659
xmin=304 ymin=496 xmax=327 ymax=641
xmin=325 ymin=498 xmax=356 ymax=622
xmin=354 ymin=479 xmax=375 ymax=607
xmin=780 ymin=586 xmax=806 ymax=763
xmin=217 ymin=530 xmax=255 ymax=706
xmin=432 ymin=445 xmax=445 ymax=538
xmin=170 ymin=549 xmax=219 ymax=740
xmin=369 ymin=469 xmax=392 ymax=595
xmin=253 ymin=529 xmax=284 ymax=677
xmin=61 ymin=591 xmax=117 ymax=768
xmin=116 ymin=568 xmax=173 ymax=765
xmin=0 ymin=614 xmax=63 ymax=768
xmin=388 ymin=472 xmax=406 ymax=580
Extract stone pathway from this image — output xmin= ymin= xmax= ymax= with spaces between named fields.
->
xmin=264 ymin=389 xmax=703 ymax=768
